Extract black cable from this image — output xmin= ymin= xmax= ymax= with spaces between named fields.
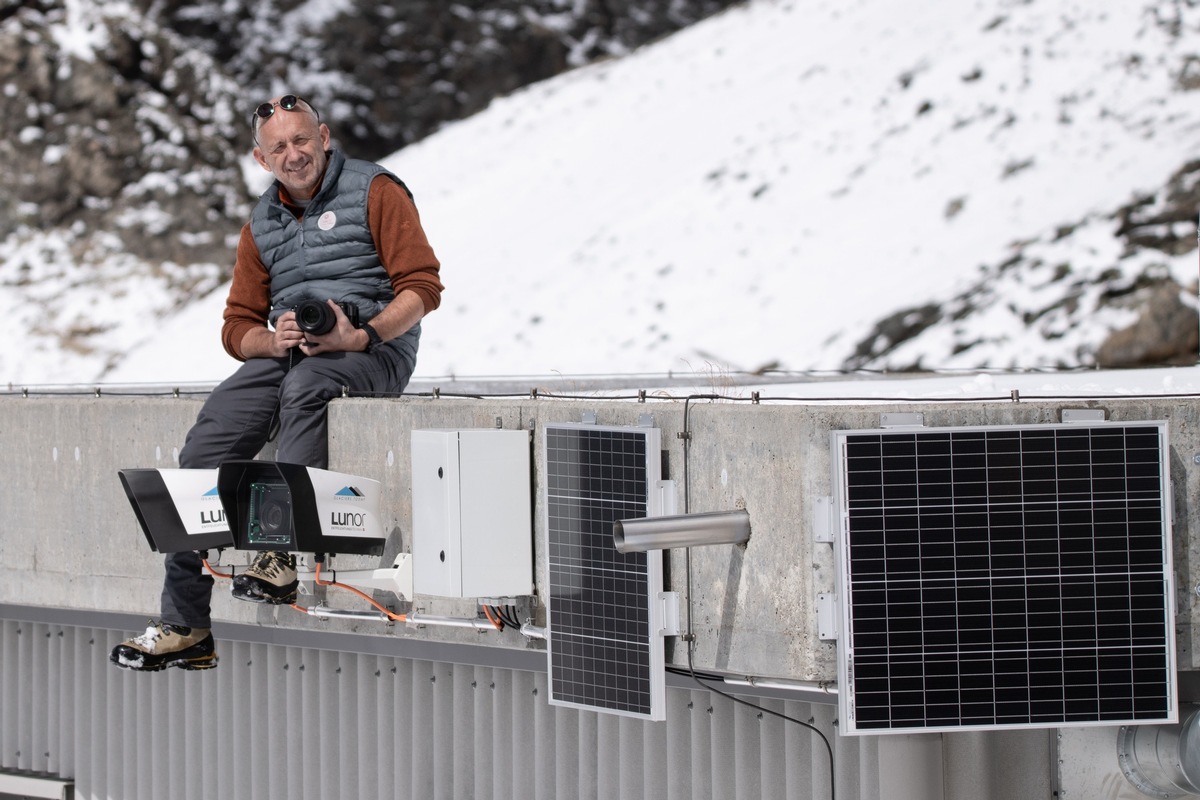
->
xmin=683 ymin=650 xmax=836 ymax=800
xmin=485 ymin=604 xmax=518 ymax=630
xmin=680 ymin=393 xmax=835 ymax=800
xmin=7 ymin=378 xmax=1200 ymax=404
xmin=499 ymin=605 xmax=522 ymax=629
xmin=0 ymin=362 xmax=1137 ymax=400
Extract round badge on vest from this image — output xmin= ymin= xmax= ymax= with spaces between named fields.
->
xmin=317 ymin=211 xmax=337 ymax=231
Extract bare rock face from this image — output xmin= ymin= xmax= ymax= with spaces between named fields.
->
xmin=0 ymin=2 xmax=248 ymax=265
xmin=0 ymin=1 xmax=250 ymax=378
xmin=1094 ymin=281 xmax=1198 ymax=368
xmin=1089 ymin=159 xmax=1200 ymax=367
xmin=1090 ymin=160 xmax=1200 ymax=367
xmin=0 ymin=0 xmax=742 ymax=380
xmin=843 ymin=159 xmax=1200 ymax=372
xmin=4 ymin=0 xmax=739 ymax=272
xmin=136 ymin=0 xmax=744 ymax=161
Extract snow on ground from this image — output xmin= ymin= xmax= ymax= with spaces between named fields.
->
xmin=31 ymin=0 xmax=1200 ymax=387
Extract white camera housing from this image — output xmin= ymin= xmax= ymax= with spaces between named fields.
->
xmin=118 ymin=468 xmax=234 ymax=552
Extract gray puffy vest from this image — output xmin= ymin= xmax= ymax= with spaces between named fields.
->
xmin=251 ymin=150 xmax=420 ymax=358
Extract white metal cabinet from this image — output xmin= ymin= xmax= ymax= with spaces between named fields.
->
xmin=411 ymin=428 xmax=533 ymax=597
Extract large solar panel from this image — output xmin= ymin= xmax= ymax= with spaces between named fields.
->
xmin=544 ymin=422 xmax=667 ymax=720
xmin=832 ymin=421 xmax=1177 ymax=734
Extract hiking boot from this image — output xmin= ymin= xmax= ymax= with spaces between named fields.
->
xmin=231 ymin=550 xmax=298 ymax=605
xmin=110 ymin=622 xmax=217 ymax=672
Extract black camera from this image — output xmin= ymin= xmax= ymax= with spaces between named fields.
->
xmin=294 ymin=299 xmax=360 ymax=335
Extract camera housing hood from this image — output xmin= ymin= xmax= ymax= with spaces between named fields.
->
xmin=216 ymin=460 xmax=386 ymax=556
xmin=118 ymin=468 xmax=236 ymax=553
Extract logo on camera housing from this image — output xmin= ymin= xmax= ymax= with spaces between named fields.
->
xmin=330 ymin=485 xmax=369 ymax=533
xmin=198 ymin=486 xmax=226 ymax=530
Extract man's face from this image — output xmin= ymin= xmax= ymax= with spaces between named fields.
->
xmin=252 ymin=101 xmax=331 ymax=201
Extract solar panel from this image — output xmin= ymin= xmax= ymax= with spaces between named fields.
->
xmin=544 ymin=422 xmax=667 ymax=720
xmin=832 ymin=421 xmax=1177 ymax=734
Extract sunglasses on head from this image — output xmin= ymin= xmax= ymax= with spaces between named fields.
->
xmin=252 ymin=94 xmax=319 ymax=132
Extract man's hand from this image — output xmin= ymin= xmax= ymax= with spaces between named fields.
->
xmin=297 ymin=300 xmax=368 ymax=355
xmin=238 ymin=309 xmax=307 ymax=359
xmin=271 ymin=310 xmax=309 ymax=355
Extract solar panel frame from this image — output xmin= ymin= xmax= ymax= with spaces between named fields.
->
xmin=831 ymin=420 xmax=1177 ymax=735
xmin=544 ymin=422 xmax=667 ymax=721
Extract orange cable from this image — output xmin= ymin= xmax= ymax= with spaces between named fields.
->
xmin=482 ymin=605 xmax=504 ymax=631
xmin=207 ymin=556 xmax=407 ymax=622
xmin=313 ymin=562 xmax=406 ymax=622
xmin=203 ymin=559 xmax=233 ymax=579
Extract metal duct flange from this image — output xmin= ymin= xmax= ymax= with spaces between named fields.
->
xmin=1118 ymin=707 xmax=1200 ymax=799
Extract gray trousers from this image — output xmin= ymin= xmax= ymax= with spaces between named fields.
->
xmin=160 ymin=340 xmax=416 ymax=628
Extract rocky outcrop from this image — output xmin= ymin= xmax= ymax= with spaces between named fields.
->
xmin=0 ymin=1 xmax=248 ymax=378
xmin=136 ymin=0 xmax=744 ymax=161
xmin=3 ymin=0 xmax=741 ymax=267
xmin=1093 ymin=280 xmax=1198 ymax=367
xmin=843 ymin=160 xmax=1200 ymax=372
xmin=1092 ymin=160 xmax=1200 ymax=366
xmin=0 ymin=2 xmax=248 ymax=265
xmin=0 ymin=0 xmax=739 ymax=380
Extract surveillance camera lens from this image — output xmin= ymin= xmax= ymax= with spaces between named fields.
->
xmin=247 ymin=481 xmax=294 ymax=547
xmin=261 ymin=500 xmax=285 ymax=532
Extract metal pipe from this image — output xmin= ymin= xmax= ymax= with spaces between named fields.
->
xmin=298 ymin=606 xmax=549 ymax=640
xmin=406 ymin=612 xmax=497 ymax=632
xmin=1118 ymin=707 xmax=1200 ymax=797
xmin=299 ymin=604 xmax=391 ymax=622
xmin=614 ymin=509 xmax=751 ymax=553
xmin=724 ymin=676 xmax=838 ymax=695
xmin=520 ymin=623 xmax=547 ymax=640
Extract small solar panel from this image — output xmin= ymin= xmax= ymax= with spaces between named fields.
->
xmin=832 ymin=421 xmax=1177 ymax=734
xmin=544 ymin=422 xmax=666 ymax=720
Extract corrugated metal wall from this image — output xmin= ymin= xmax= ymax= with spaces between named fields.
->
xmin=0 ymin=614 xmax=1054 ymax=800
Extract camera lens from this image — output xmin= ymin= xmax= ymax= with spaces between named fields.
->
xmin=247 ymin=481 xmax=293 ymax=547
xmin=295 ymin=299 xmax=335 ymax=335
xmin=261 ymin=500 xmax=285 ymax=532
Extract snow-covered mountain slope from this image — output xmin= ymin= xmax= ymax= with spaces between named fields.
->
xmin=60 ymin=1 xmax=1200 ymax=383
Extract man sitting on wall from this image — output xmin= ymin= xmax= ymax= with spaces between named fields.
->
xmin=111 ymin=94 xmax=443 ymax=671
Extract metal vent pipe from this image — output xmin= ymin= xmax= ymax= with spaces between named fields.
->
xmin=1118 ymin=707 xmax=1200 ymax=798
xmin=613 ymin=509 xmax=751 ymax=553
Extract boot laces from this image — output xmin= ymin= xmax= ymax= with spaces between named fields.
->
xmin=132 ymin=622 xmax=165 ymax=651
xmin=250 ymin=551 xmax=291 ymax=579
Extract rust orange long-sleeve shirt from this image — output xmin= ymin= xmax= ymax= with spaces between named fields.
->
xmin=220 ymin=175 xmax=443 ymax=361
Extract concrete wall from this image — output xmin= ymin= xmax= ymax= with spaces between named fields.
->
xmin=6 ymin=389 xmax=1200 ymax=798
xmin=2 ymin=390 xmax=1197 ymax=685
